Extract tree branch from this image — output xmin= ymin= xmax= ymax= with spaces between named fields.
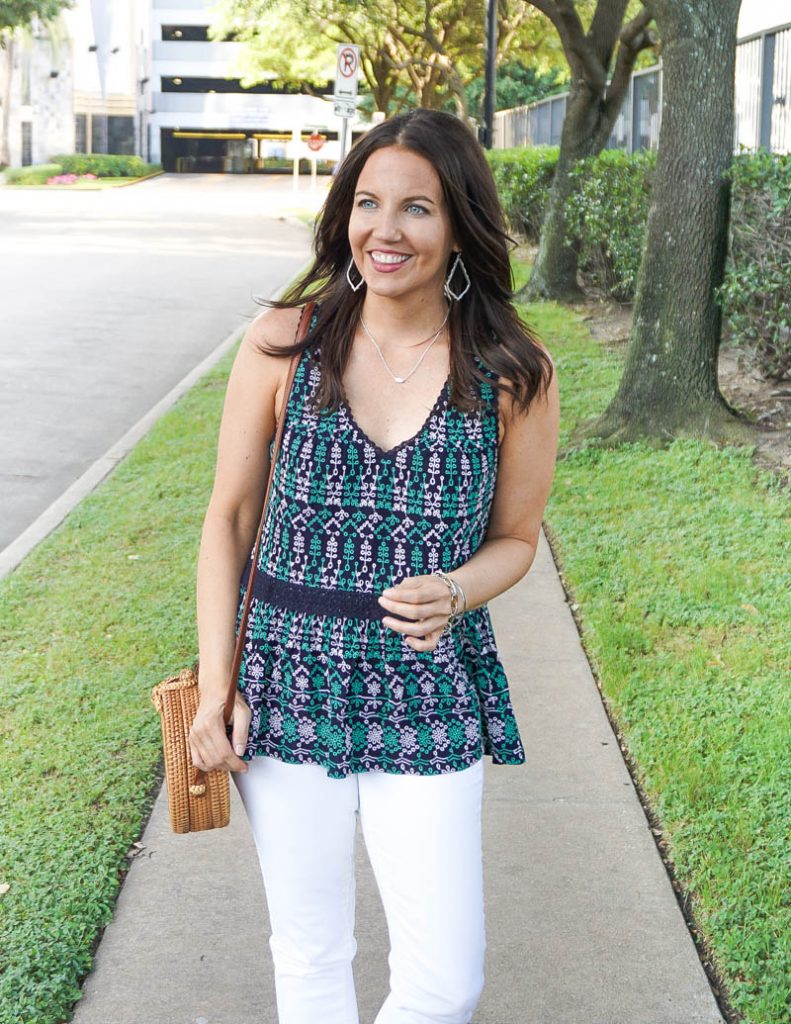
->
xmin=528 ymin=0 xmax=606 ymax=91
xmin=586 ymin=0 xmax=629 ymax=73
xmin=604 ymin=8 xmax=658 ymax=117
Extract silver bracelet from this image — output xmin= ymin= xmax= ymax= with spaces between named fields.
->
xmin=455 ymin=577 xmax=468 ymax=616
xmin=433 ymin=570 xmax=467 ymax=632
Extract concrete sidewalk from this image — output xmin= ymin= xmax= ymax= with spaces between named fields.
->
xmin=70 ymin=529 xmax=725 ymax=1024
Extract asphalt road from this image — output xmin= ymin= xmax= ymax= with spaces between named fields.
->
xmin=0 ymin=173 xmax=322 ymax=553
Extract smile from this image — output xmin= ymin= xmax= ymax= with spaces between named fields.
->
xmin=369 ymin=251 xmax=412 ymax=267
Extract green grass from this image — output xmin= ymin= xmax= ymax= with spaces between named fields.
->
xmin=0 ymin=256 xmax=788 ymax=1023
xmin=0 ymin=361 xmax=231 ymax=1022
xmin=514 ymin=260 xmax=791 ymax=1023
xmin=3 ymin=173 xmax=162 ymax=190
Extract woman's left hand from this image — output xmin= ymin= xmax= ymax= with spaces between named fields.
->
xmin=377 ymin=574 xmax=454 ymax=652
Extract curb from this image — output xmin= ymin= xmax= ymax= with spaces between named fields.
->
xmin=0 ymin=261 xmax=313 ymax=583
xmin=113 ymin=170 xmax=164 ymax=188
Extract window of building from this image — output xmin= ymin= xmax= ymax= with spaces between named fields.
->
xmin=161 ymin=24 xmax=210 ymax=41
xmin=91 ymin=116 xmax=107 ymax=154
xmin=90 ymin=116 xmax=134 ymax=155
xmin=108 ymin=116 xmax=135 ymax=155
xmin=160 ymin=76 xmax=333 ymax=94
xmin=75 ymin=114 xmax=88 ymax=154
xmin=161 ymin=24 xmax=240 ymax=42
xmin=21 ymin=122 xmax=32 ymax=165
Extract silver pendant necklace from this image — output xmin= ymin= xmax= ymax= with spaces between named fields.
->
xmin=359 ymin=306 xmax=450 ymax=384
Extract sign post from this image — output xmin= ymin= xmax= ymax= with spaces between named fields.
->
xmin=334 ymin=44 xmax=360 ymax=163
xmin=307 ymin=131 xmax=325 ymax=189
xmin=291 ymin=124 xmax=300 ymax=191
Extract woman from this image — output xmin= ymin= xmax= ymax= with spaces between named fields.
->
xmin=190 ymin=108 xmax=559 ymax=1024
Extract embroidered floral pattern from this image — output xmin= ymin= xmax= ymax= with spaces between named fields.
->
xmin=234 ymin=306 xmax=526 ymax=779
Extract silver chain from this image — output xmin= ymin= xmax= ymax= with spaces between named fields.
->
xmin=359 ymin=306 xmax=450 ymax=384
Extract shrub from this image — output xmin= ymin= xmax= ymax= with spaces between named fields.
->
xmin=3 ymin=163 xmax=63 ymax=185
xmin=565 ymin=147 xmax=656 ymax=301
xmin=263 ymin=157 xmax=334 ymax=173
xmin=718 ymin=149 xmax=791 ymax=380
xmin=48 ymin=154 xmax=160 ymax=177
xmin=489 ymin=144 xmax=789 ymax=380
xmin=486 ymin=146 xmax=557 ymax=242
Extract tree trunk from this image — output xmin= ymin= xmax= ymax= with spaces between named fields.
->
xmin=521 ymin=79 xmax=613 ymax=302
xmin=580 ymin=0 xmax=753 ymax=444
xmin=367 ymin=54 xmax=396 ymax=113
xmin=519 ymin=1 xmax=655 ymax=302
xmin=1 ymin=33 xmax=15 ymax=169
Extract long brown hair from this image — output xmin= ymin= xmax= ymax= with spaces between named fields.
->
xmin=255 ymin=108 xmax=553 ymax=417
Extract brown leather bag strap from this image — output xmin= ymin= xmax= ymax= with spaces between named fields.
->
xmin=222 ymin=300 xmax=316 ymax=725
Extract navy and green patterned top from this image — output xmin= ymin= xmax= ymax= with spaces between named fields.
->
xmin=234 ymin=305 xmax=526 ymax=779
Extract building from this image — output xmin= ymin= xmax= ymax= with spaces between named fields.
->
xmin=737 ymin=0 xmax=790 ymax=38
xmin=145 ymin=0 xmax=355 ymax=171
xmin=1 ymin=0 xmax=143 ymax=167
xmin=2 ymin=0 xmax=363 ymax=170
xmin=0 ymin=16 xmax=73 ymax=167
xmin=69 ymin=0 xmax=141 ymax=157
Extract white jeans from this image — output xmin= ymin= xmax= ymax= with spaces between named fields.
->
xmin=233 ymin=754 xmax=486 ymax=1024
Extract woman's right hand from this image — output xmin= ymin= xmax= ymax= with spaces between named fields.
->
xmin=189 ymin=691 xmax=251 ymax=774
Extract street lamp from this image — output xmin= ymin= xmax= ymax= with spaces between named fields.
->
xmin=483 ymin=0 xmax=497 ymax=149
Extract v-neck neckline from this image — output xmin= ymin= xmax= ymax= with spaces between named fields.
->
xmin=341 ymin=375 xmax=451 ymax=459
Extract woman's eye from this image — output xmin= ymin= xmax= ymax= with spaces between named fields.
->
xmin=356 ymin=199 xmax=428 ymax=215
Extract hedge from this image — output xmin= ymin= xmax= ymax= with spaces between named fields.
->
xmin=3 ymin=163 xmax=63 ymax=185
xmin=48 ymin=154 xmax=161 ymax=178
xmin=487 ymin=146 xmax=791 ymax=379
xmin=486 ymin=146 xmax=557 ymax=243
xmin=566 ymin=147 xmax=656 ymax=302
xmin=718 ymin=149 xmax=791 ymax=380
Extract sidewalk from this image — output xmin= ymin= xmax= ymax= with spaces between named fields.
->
xmin=70 ymin=528 xmax=725 ymax=1024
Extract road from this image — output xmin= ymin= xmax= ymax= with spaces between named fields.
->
xmin=0 ymin=173 xmax=324 ymax=554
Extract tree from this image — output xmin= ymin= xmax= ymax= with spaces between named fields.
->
xmin=211 ymin=0 xmax=576 ymax=118
xmin=579 ymin=0 xmax=753 ymax=444
xmin=211 ymin=0 xmax=481 ymax=116
xmin=463 ymin=60 xmax=566 ymax=120
xmin=520 ymin=0 xmax=658 ymax=302
xmin=0 ymin=0 xmax=70 ymax=31
xmin=0 ymin=0 xmax=72 ymax=167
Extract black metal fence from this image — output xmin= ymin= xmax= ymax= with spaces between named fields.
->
xmin=494 ymin=21 xmax=791 ymax=155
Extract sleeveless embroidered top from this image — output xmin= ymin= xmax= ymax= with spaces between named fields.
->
xmin=234 ymin=305 xmax=526 ymax=779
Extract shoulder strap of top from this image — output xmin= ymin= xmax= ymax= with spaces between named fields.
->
xmin=219 ymin=302 xmax=314 ymax=727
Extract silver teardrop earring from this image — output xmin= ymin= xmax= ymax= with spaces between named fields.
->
xmin=346 ymin=257 xmax=365 ymax=292
xmin=444 ymin=251 xmax=471 ymax=301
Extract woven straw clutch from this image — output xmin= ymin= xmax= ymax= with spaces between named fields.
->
xmin=151 ymin=666 xmax=231 ymax=831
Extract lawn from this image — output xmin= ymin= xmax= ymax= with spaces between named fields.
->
xmin=512 ymin=258 xmax=790 ymax=1024
xmin=0 ymin=256 xmax=787 ymax=1024
xmin=2 ymin=172 xmax=163 ymax=190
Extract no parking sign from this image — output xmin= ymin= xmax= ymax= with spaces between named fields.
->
xmin=334 ymin=44 xmax=360 ymax=101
